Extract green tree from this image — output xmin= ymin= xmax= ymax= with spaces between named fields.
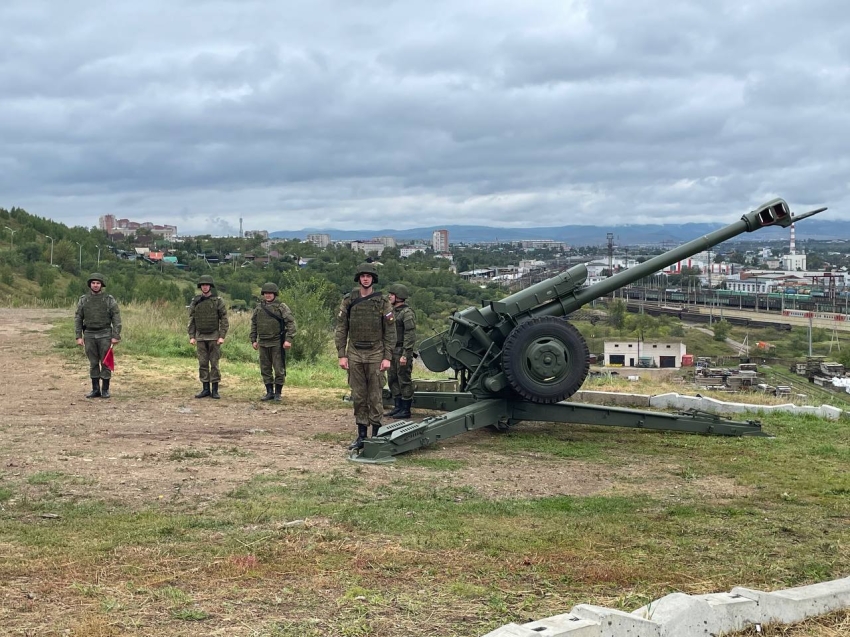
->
xmin=712 ymin=319 xmax=731 ymax=341
xmin=53 ymin=240 xmax=79 ymax=274
xmin=278 ymin=275 xmax=336 ymax=363
xmin=36 ymin=264 xmax=57 ymax=287
xmin=39 ymin=283 xmax=56 ymax=301
xmin=0 ymin=265 xmax=13 ymax=286
xmin=20 ymin=242 xmax=42 ymax=263
xmin=669 ymin=322 xmax=685 ymax=337
xmin=607 ymin=299 xmax=627 ymax=329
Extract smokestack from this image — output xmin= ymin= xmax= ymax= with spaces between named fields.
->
xmin=790 ymin=223 xmax=796 ymax=255
xmin=239 ymin=217 xmax=243 ymax=238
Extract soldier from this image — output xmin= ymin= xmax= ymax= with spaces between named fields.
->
xmin=335 ymin=262 xmax=395 ymax=450
xmin=188 ymin=274 xmax=229 ymax=399
xmin=384 ymin=283 xmax=417 ymax=419
xmin=74 ymin=272 xmax=121 ymax=399
xmin=250 ymin=282 xmax=297 ymax=401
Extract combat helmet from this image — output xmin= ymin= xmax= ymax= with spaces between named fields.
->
xmin=261 ymin=282 xmax=279 ymax=296
xmin=87 ymin=272 xmax=107 ymax=288
xmin=354 ymin=262 xmax=379 ymax=284
xmin=388 ymin=283 xmax=410 ymax=300
xmin=197 ymin=274 xmax=216 ymax=288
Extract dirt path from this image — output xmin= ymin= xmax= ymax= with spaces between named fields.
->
xmin=0 ymin=308 xmax=646 ymax=508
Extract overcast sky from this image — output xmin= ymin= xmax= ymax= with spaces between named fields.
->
xmin=1 ymin=1 xmax=847 ymax=236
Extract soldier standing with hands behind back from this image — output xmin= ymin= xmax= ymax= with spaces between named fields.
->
xmin=188 ymin=275 xmax=229 ymax=399
xmin=384 ymin=283 xmax=416 ymax=420
xmin=74 ymin=272 xmax=121 ymax=399
xmin=250 ymin=282 xmax=297 ymax=401
xmin=335 ymin=262 xmax=395 ymax=451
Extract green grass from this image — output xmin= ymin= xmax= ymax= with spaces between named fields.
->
xmin=2 ymin=412 xmax=849 ymax=636
xmin=3 ymin=301 xmax=848 ymax=636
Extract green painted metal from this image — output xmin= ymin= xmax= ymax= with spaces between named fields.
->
xmin=353 ymin=199 xmax=823 ymax=463
xmin=352 ymin=396 xmax=767 ymax=463
xmin=418 ymin=199 xmax=826 ymax=404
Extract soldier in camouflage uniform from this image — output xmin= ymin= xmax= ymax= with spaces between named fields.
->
xmin=74 ymin=272 xmax=122 ymax=399
xmin=334 ymin=262 xmax=395 ymax=450
xmin=384 ymin=283 xmax=417 ymax=419
xmin=250 ymin=282 xmax=297 ymax=401
xmin=188 ymin=274 xmax=229 ymax=399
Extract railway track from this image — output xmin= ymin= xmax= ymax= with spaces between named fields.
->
xmin=763 ymin=366 xmax=850 ymax=409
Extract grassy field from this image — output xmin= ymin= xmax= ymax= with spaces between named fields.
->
xmin=1 ymin=304 xmax=849 ymax=636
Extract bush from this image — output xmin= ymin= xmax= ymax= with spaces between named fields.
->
xmin=712 ymin=319 xmax=731 ymax=341
xmin=278 ymin=276 xmax=336 ymax=363
xmin=0 ymin=265 xmax=13 ymax=286
xmin=39 ymin=284 xmax=56 ymax=301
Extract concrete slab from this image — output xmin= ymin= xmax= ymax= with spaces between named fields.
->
xmin=649 ymin=392 xmax=844 ymax=420
xmin=574 ymin=390 xmax=651 ymax=408
xmin=731 ymin=576 xmax=850 ymax=624
xmin=632 ymin=591 xmax=759 ymax=636
xmin=572 ymin=604 xmax=662 ymax=637
xmin=524 ymin=612 xmax=601 ymax=636
xmin=480 ymin=578 xmax=850 ymax=637
xmin=480 ymin=624 xmax=549 ymax=637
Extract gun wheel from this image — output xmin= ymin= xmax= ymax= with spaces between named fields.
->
xmin=502 ymin=317 xmax=590 ymax=404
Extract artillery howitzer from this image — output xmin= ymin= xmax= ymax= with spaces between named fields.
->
xmin=352 ymin=199 xmax=827 ymax=463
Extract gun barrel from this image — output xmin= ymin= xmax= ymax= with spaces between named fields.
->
xmin=482 ymin=200 xmax=828 ymax=323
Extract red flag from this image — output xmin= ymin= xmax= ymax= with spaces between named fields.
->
xmin=102 ymin=345 xmax=115 ymax=372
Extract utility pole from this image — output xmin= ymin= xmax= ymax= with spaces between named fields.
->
xmin=4 ymin=226 xmax=16 ymax=251
xmin=96 ymin=245 xmax=101 ymax=266
xmin=808 ymin=313 xmax=813 ymax=357
xmin=45 ymin=235 xmax=54 ymax=266
xmin=75 ymin=242 xmax=82 ymax=271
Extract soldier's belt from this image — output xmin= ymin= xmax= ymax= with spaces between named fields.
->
xmin=353 ymin=341 xmax=377 ymax=350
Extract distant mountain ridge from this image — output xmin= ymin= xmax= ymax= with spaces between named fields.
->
xmin=271 ymin=219 xmax=850 ymax=245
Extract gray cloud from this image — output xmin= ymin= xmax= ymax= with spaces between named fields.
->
xmin=1 ymin=0 xmax=847 ymax=235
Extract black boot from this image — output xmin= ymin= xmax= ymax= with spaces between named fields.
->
xmin=195 ymin=382 xmax=211 ymax=398
xmin=273 ymin=384 xmax=283 ymax=401
xmin=85 ymin=378 xmax=101 ymax=399
xmin=384 ymin=396 xmax=402 ymax=417
xmin=371 ymin=424 xmax=382 ymax=438
xmin=260 ymin=383 xmax=275 ymax=401
xmin=210 ymin=382 xmax=220 ymax=399
xmin=395 ymin=398 xmax=412 ymax=420
xmin=348 ymin=424 xmax=368 ymax=450
xmin=100 ymin=378 xmax=111 ymax=399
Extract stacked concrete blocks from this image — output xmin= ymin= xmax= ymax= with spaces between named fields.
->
xmin=481 ymin=577 xmax=850 ymax=637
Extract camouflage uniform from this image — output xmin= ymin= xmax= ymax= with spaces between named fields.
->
xmin=250 ymin=284 xmax=297 ymax=400
xmin=188 ymin=275 xmax=229 ymax=398
xmin=388 ymin=299 xmax=417 ymax=402
xmin=74 ymin=272 xmax=121 ymax=398
xmin=335 ymin=264 xmax=395 ymax=448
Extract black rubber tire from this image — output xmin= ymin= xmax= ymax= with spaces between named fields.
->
xmin=502 ymin=317 xmax=590 ymax=403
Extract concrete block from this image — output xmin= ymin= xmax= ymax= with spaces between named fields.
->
xmin=481 ymin=578 xmax=850 ymax=637
xmin=732 ymin=576 xmax=850 ymax=624
xmin=648 ymin=393 xmax=846 ymax=421
xmin=632 ymin=592 xmax=759 ymax=636
xmin=572 ymin=604 xmax=662 ymax=637
xmin=480 ymin=623 xmax=545 ymax=637
xmin=524 ymin=612 xmax=601 ymax=636
xmin=818 ymin=405 xmax=843 ymax=420
xmin=696 ymin=592 xmax=761 ymax=632
xmin=575 ymin=390 xmax=651 ymax=408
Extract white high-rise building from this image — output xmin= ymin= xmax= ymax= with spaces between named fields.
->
xmin=307 ymin=233 xmax=330 ymax=248
xmin=432 ymin=229 xmax=449 ymax=253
